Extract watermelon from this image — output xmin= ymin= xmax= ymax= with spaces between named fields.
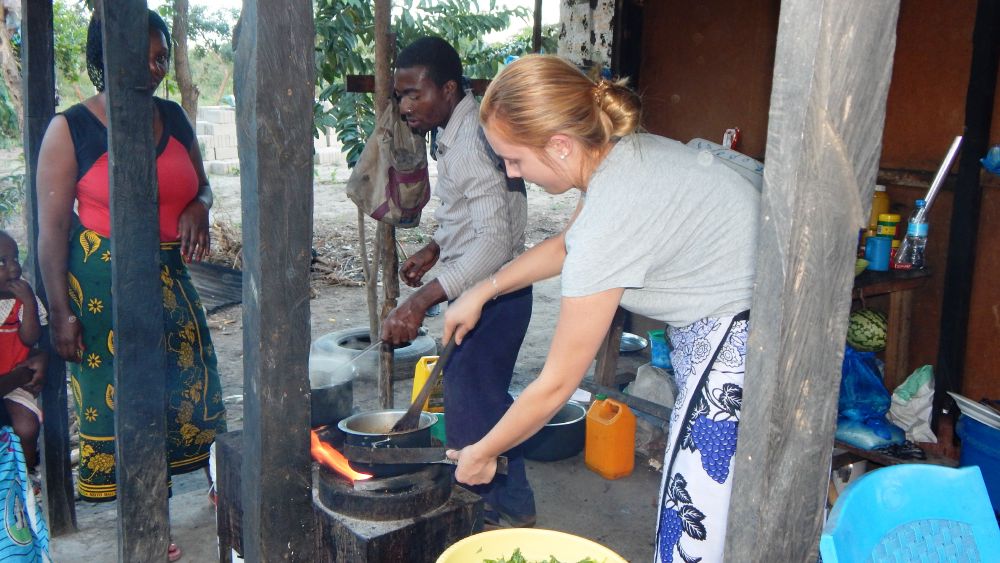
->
xmin=847 ymin=308 xmax=888 ymax=352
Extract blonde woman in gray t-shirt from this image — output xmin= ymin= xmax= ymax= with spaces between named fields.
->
xmin=443 ymin=55 xmax=759 ymax=563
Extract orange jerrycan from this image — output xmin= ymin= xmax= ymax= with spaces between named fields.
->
xmin=585 ymin=394 xmax=636 ymax=479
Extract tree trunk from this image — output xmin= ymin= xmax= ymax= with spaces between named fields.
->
xmin=172 ymin=0 xmax=199 ymax=121
xmin=0 ymin=9 xmax=23 ymax=132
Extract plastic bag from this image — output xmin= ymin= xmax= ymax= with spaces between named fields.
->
xmin=838 ymin=347 xmax=890 ymax=419
xmin=887 ymin=365 xmax=937 ymax=443
xmin=982 ymin=145 xmax=1000 ymax=176
xmin=835 ymin=346 xmax=905 ymax=450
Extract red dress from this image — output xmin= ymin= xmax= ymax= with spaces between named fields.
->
xmin=0 ymin=300 xmax=30 ymax=375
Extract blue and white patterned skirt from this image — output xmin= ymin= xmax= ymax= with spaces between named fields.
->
xmin=655 ymin=310 xmax=750 ymax=563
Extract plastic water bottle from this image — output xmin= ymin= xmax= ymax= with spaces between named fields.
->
xmin=893 ymin=199 xmax=928 ymax=270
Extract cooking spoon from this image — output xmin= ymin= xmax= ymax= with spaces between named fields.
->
xmin=336 ymin=339 xmax=382 ymax=371
xmin=391 ymin=338 xmax=456 ymax=432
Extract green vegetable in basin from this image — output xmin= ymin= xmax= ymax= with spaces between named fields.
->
xmin=483 ymin=547 xmax=603 ymax=563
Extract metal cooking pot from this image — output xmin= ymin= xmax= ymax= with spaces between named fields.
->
xmin=337 ymin=409 xmax=437 ymax=477
xmin=310 ymin=378 xmax=353 ymax=429
xmin=522 ymin=401 xmax=586 ymax=462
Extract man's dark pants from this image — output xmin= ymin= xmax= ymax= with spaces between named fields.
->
xmin=444 ymin=286 xmax=535 ymax=524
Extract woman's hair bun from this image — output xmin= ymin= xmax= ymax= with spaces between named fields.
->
xmin=593 ymin=78 xmax=641 ymax=140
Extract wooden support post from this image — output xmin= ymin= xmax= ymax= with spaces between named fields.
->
xmin=725 ymin=2 xmax=900 ymax=561
xmin=378 ymin=222 xmax=398 ymax=409
xmin=532 ymin=0 xmax=543 ymax=53
xmin=934 ymin=0 xmax=999 ymax=415
xmin=374 ymin=0 xmax=398 ymax=409
xmin=99 ymin=2 xmax=170 ymax=560
xmin=593 ymin=307 xmax=626 ymax=388
xmin=235 ymin=1 xmax=317 ymax=560
xmin=20 ymin=0 xmax=77 ymax=536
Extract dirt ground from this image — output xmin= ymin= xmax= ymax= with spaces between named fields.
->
xmin=40 ymin=159 xmax=662 ymax=561
xmin=205 ymin=160 xmax=583 ymax=426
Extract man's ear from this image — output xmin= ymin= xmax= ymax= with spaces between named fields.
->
xmin=443 ymin=79 xmax=458 ymax=100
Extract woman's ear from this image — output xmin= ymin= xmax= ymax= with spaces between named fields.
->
xmin=547 ymin=135 xmax=573 ymax=161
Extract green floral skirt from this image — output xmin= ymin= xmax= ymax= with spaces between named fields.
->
xmin=67 ymin=226 xmax=227 ymax=502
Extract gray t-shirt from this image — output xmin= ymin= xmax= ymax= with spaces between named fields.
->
xmin=562 ymin=134 xmax=759 ymax=327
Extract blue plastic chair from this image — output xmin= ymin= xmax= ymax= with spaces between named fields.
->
xmin=821 ymin=464 xmax=1000 ymax=562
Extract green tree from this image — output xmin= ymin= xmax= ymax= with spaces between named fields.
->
xmin=314 ymin=0 xmax=555 ymax=165
xmin=53 ymin=0 xmax=94 ymax=106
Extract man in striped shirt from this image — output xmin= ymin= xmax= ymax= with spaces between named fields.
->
xmin=381 ymin=36 xmax=534 ymax=528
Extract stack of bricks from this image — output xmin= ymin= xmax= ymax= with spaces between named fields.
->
xmin=196 ymin=104 xmax=347 ymax=175
xmin=196 ymin=105 xmax=240 ymax=175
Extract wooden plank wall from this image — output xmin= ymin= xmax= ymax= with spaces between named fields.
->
xmin=234 ymin=0 xmax=317 ymax=559
xmin=99 ymin=1 xmax=171 ymax=560
xmin=20 ymin=0 xmax=77 ymax=536
xmin=725 ymin=1 xmax=901 ymax=561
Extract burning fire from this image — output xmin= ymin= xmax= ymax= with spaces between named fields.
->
xmin=310 ymin=430 xmax=373 ymax=482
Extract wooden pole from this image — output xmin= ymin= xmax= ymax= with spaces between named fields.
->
xmin=933 ymin=0 xmax=999 ymax=417
xmin=532 ymin=0 xmax=543 ymax=53
xmin=725 ymin=1 xmax=901 ymax=561
xmin=235 ymin=0 xmax=317 ymax=560
xmin=374 ymin=0 xmax=397 ymax=409
xmin=21 ymin=0 xmax=77 ymax=536
xmin=100 ymin=1 xmax=170 ymax=559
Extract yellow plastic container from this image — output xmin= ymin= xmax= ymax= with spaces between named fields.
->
xmin=411 ymin=355 xmax=445 ymax=413
xmin=868 ymin=185 xmax=890 ymax=231
xmin=585 ymin=395 xmax=636 ymax=480
xmin=436 ymin=528 xmax=627 ymax=563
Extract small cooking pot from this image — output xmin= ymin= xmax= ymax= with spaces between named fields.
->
xmin=337 ymin=409 xmax=437 ymax=477
xmin=522 ymin=401 xmax=586 ymax=462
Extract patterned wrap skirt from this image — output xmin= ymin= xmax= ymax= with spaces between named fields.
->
xmin=656 ymin=310 xmax=750 ymax=563
xmin=67 ymin=226 xmax=227 ymax=502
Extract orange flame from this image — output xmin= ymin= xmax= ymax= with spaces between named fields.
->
xmin=310 ymin=430 xmax=373 ymax=482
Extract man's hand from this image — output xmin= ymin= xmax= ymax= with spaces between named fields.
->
xmin=399 ymin=241 xmax=440 ymax=288
xmin=178 ymin=199 xmax=211 ymax=262
xmin=381 ymin=300 xmax=427 ymax=346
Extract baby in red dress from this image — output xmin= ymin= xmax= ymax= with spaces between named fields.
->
xmin=0 ymin=231 xmax=48 ymax=468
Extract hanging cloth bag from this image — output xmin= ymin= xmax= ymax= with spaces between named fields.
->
xmin=346 ymin=101 xmax=430 ymax=228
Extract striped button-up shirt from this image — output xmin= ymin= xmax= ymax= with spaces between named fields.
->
xmin=432 ymin=94 xmax=527 ymax=300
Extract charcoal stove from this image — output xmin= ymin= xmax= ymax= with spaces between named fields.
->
xmin=316 ymin=463 xmax=453 ymax=520
xmin=216 ymin=429 xmax=484 ymax=563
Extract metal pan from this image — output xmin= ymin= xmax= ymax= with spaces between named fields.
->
xmin=336 ymin=409 xmax=437 ymax=476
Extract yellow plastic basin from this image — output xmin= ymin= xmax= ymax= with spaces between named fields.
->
xmin=436 ymin=528 xmax=628 ymax=563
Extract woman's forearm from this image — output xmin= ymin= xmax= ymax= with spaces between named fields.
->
xmin=471 ymin=233 xmax=567 ymax=305
xmin=38 ymin=228 xmax=72 ymax=317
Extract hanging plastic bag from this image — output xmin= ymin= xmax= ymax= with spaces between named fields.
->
xmin=981 ymin=145 xmax=1000 ymax=176
xmin=346 ymin=100 xmax=431 ymax=228
xmin=887 ymin=365 xmax=937 ymax=443
xmin=835 ymin=346 xmax=905 ymax=450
